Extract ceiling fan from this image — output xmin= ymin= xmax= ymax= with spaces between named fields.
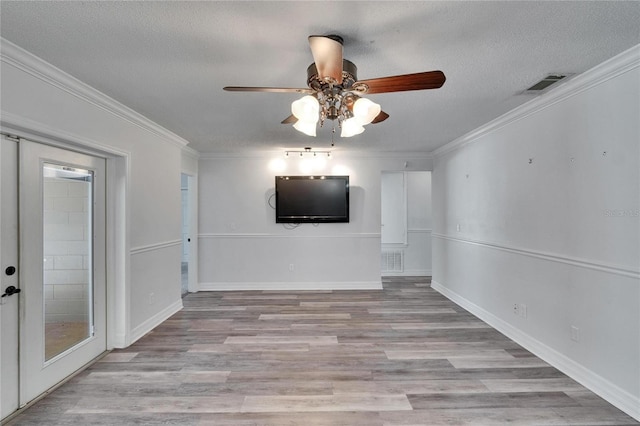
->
xmin=224 ymin=35 xmax=446 ymax=138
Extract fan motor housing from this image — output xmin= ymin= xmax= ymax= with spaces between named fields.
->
xmin=307 ymin=59 xmax=358 ymax=90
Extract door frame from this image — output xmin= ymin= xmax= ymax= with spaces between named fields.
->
xmin=180 ymin=172 xmax=198 ymax=294
xmin=0 ymin=126 xmax=131 ymax=350
xmin=1 ymin=136 xmax=20 ymax=419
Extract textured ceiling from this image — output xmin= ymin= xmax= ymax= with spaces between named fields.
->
xmin=1 ymin=1 xmax=639 ymax=153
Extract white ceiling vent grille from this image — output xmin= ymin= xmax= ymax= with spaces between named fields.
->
xmin=381 ymin=250 xmax=404 ymax=273
xmin=523 ymin=74 xmax=569 ymax=93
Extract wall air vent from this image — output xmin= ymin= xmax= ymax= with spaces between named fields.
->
xmin=381 ymin=250 xmax=404 ymax=273
xmin=523 ymin=74 xmax=568 ymax=94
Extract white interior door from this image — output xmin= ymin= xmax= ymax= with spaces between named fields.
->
xmin=19 ymin=140 xmax=107 ymax=405
xmin=1 ymin=136 xmax=20 ymax=419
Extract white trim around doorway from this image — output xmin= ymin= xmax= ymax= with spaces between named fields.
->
xmin=0 ymin=118 xmax=132 ymax=350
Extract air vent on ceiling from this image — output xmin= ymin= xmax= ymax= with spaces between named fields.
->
xmin=524 ymin=74 xmax=568 ymax=93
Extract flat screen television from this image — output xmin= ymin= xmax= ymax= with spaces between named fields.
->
xmin=275 ymin=175 xmax=349 ymax=223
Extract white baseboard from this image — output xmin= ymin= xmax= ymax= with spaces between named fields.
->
xmin=198 ymin=281 xmax=383 ymax=291
xmin=382 ymin=269 xmax=432 ymax=277
xmin=108 ymin=332 xmax=128 ymax=350
xmin=129 ymin=299 xmax=183 ymax=344
xmin=431 ymin=280 xmax=640 ymax=422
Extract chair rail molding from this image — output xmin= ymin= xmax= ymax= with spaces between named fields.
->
xmin=130 ymin=239 xmax=182 ymax=255
xmin=433 ymin=233 xmax=639 ymax=279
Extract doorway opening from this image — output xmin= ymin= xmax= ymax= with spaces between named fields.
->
xmin=181 ymin=173 xmax=191 ymax=297
xmin=381 ymin=171 xmax=433 ymax=277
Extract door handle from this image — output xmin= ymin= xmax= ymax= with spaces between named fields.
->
xmin=1 ymin=285 xmax=21 ymax=298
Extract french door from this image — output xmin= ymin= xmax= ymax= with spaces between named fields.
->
xmin=1 ymin=137 xmax=107 ymax=418
xmin=1 ymin=137 xmax=20 ymax=419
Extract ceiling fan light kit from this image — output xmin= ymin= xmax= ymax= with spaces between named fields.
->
xmin=291 ymin=95 xmax=320 ymax=136
xmin=352 ymin=97 xmax=382 ymax=125
xmin=291 ymin=95 xmax=320 ymax=121
xmin=224 ymin=34 xmax=446 ymax=139
xmin=293 ymin=119 xmax=318 ymax=137
xmin=340 ymin=117 xmax=365 ymax=138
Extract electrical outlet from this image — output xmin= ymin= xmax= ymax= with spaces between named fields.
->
xmin=571 ymin=326 xmax=580 ymax=342
xmin=456 ymin=224 xmax=461 ymax=232
xmin=289 ymin=263 xmax=294 ymax=271
xmin=513 ymin=303 xmax=519 ymax=316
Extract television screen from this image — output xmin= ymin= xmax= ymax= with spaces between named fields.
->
xmin=275 ymin=176 xmax=349 ymax=223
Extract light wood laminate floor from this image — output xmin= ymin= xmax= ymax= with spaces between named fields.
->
xmin=7 ymin=277 xmax=638 ymax=425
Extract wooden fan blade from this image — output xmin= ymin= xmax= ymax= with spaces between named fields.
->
xmin=356 ymin=70 xmax=445 ymax=94
xmin=281 ymin=114 xmax=297 ymax=124
xmin=371 ymin=111 xmax=389 ymax=124
xmin=308 ymin=35 xmax=343 ymax=84
xmin=224 ymin=86 xmax=314 ymax=94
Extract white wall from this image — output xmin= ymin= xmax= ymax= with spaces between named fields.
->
xmin=1 ymin=39 xmax=187 ymax=346
xmin=431 ymin=46 xmax=640 ymax=419
xmin=198 ymin=153 xmax=432 ymax=290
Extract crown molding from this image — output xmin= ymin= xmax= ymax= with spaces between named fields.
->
xmin=199 ymin=149 xmax=432 ymax=160
xmin=1 ymin=111 xmax=132 ymax=159
xmin=1 ymin=37 xmax=191 ymax=149
xmin=342 ymin=150 xmax=433 ymax=160
xmin=181 ymin=145 xmax=200 ymax=159
xmin=432 ymin=43 xmax=640 ymax=158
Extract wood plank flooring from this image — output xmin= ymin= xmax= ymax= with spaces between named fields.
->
xmin=7 ymin=277 xmax=638 ymax=425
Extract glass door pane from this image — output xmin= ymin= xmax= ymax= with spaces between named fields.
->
xmin=42 ymin=163 xmax=93 ymax=361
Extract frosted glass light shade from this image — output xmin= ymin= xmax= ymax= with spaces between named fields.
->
xmin=291 ymin=95 xmax=320 ymax=122
xmin=293 ymin=120 xmax=317 ymax=137
xmin=341 ymin=117 xmax=365 ymax=137
xmin=353 ymin=97 xmax=381 ymax=125
xmin=291 ymin=95 xmax=319 ymax=136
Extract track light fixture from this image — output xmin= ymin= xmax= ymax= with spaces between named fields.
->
xmin=284 ymin=147 xmax=331 ymax=158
